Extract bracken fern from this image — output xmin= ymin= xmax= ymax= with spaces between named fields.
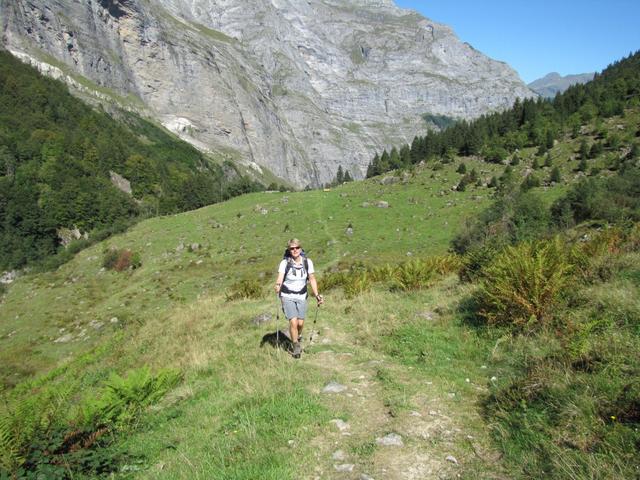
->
xmin=476 ymin=237 xmax=573 ymax=330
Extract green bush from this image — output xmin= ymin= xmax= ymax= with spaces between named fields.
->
xmin=226 ymin=278 xmax=264 ymax=301
xmin=343 ymin=270 xmax=372 ymax=298
xmin=391 ymin=259 xmax=436 ymax=292
xmin=475 ymin=237 xmax=573 ymax=330
xmin=102 ymin=248 xmax=142 ymax=271
xmin=80 ymin=367 xmax=181 ymax=431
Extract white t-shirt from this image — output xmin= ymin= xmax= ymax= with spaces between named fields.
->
xmin=278 ymin=258 xmax=315 ymax=300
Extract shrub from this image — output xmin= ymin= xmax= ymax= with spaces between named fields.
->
xmin=226 ymin=278 xmax=264 ymax=301
xmin=343 ymin=270 xmax=372 ymax=298
xmin=475 ymin=237 xmax=573 ymax=330
xmin=391 ymin=259 xmax=436 ymax=291
xmin=80 ymin=367 xmax=181 ymax=431
xmin=102 ymin=248 xmax=142 ymax=271
xmin=569 ymin=227 xmax=626 ymax=282
xmin=316 ymin=271 xmax=346 ymax=292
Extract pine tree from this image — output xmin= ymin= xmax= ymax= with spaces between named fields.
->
xmin=343 ymin=170 xmax=353 ymax=182
xmin=456 ymin=163 xmax=467 ymax=174
xmin=550 ymin=166 xmax=562 ymax=183
xmin=336 ymin=165 xmax=344 ymax=184
xmin=579 ymin=139 xmax=589 ymax=160
xmin=532 ymin=157 xmax=541 ymax=170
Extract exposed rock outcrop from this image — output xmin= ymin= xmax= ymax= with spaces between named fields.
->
xmin=1 ymin=0 xmax=536 ymax=187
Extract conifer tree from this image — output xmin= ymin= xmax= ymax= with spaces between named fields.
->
xmin=579 ymin=139 xmax=589 ymax=160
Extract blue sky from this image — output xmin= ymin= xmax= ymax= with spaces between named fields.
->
xmin=394 ymin=1 xmax=640 ymax=83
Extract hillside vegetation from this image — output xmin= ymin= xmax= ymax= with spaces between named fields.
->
xmin=0 ymin=51 xmax=266 ymax=272
xmin=0 ymin=53 xmax=639 ymax=479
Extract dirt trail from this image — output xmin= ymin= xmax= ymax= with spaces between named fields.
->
xmin=299 ymin=324 xmax=468 ymax=480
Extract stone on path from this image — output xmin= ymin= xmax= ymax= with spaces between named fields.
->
xmin=376 ymin=433 xmax=403 ymax=446
xmin=446 ymin=455 xmax=458 ymax=464
xmin=330 ymin=419 xmax=351 ymax=434
xmin=322 ymin=381 xmax=347 ymax=393
xmin=331 ymin=450 xmax=346 ymax=461
xmin=334 ymin=464 xmax=354 ymax=472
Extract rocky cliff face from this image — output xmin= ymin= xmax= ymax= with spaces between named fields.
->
xmin=1 ymin=0 xmax=535 ymax=187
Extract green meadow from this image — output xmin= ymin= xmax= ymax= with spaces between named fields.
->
xmin=2 ymin=55 xmax=640 ymax=478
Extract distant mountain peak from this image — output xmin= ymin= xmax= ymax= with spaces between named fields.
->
xmin=528 ymin=72 xmax=595 ymax=98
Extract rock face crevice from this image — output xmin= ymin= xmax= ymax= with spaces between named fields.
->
xmin=1 ymin=0 xmax=535 ymax=187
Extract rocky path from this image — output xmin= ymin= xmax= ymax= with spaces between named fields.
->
xmin=299 ymin=325 xmax=477 ymax=480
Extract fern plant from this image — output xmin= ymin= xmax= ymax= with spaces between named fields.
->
xmin=80 ymin=367 xmax=181 ymax=431
xmin=476 ymin=237 xmax=573 ymax=330
xmin=391 ymin=259 xmax=435 ymax=291
xmin=0 ymin=412 xmax=24 ymax=474
xmin=343 ymin=270 xmax=372 ymax=298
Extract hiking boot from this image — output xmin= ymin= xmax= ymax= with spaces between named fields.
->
xmin=292 ymin=342 xmax=302 ymax=358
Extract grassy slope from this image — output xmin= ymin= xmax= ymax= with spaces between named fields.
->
xmin=1 ymin=107 xmax=637 ymax=478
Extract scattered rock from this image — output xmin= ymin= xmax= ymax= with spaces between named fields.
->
xmin=416 ymin=311 xmax=435 ymax=321
xmin=110 ymin=317 xmax=119 ymax=324
xmin=0 ymin=270 xmax=18 ymax=284
xmin=322 ymin=381 xmax=347 ymax=394
xmin=54 ymin=333 xmax=74 ymax=343
xmin=334 ymin=464 xmax=354 ymax=472
xmin=379 ymin=175 xmax=398 ymax=185
xmin=360 ymin=475 xmax=375 ymax=480
xmin=109 ymin=171 xmax=132 ymax=195
xmin=332 ymin=450 xmax=346 ymax=461
xmin=251 ymin=313 xmax=273 ymax=326
xmin=330 ymin=419 xmax=350 ymax=433
xmin=361 ymin=201 xmax=371 ymax=208
xmin=376 ymin=433 xmax=403 ymax=446
xmin=376 ymin=200 xmax=389 ymax=208
xmin=445 ymin=455 xmax=458 ymax=464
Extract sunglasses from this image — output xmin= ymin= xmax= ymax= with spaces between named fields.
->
xmin=289 ymin=246 xmax=301 ymax=251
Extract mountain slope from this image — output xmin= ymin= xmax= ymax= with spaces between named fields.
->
xmin=1 ymin=0 xmax=535 ymax=187
xmin=0 ymin=50 xmax=268 ymax=271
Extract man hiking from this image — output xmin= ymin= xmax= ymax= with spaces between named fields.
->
xmin=274 ymin=238 xmax=324 ymax=358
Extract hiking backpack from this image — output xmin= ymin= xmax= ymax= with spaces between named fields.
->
xmin=280 ymin=248 xmax=309 ymax=295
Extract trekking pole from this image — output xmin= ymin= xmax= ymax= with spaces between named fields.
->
xmin=309 ymin=301 xmax=320 ymax=345
xmin=275 ymin=294 xmax=281 ymax=348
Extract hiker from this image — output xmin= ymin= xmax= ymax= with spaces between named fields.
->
xmin=275 ymin=238 xmax=323 ymax=358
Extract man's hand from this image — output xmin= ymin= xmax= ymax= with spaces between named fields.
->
xmin=316 ymin=294 xmax=324 ymax=305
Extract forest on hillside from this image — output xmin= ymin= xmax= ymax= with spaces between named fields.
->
xmin=0 ymin=51 xmax=264 ymax=271
xmin=367 ymin=51 xmax=640 ymax=177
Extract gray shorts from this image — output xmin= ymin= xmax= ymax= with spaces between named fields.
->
xmin=281 ymin=296 xmax=307 ymax=320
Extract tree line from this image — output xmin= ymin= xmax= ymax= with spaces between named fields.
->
xmin=367 ymin=50 xmax=640 ymax=176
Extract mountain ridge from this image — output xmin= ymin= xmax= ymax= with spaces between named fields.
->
xmin=1 ymin=0 xmax=535 ymax=187
xmin=528 ymin=71 xmax=595 ymax=98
